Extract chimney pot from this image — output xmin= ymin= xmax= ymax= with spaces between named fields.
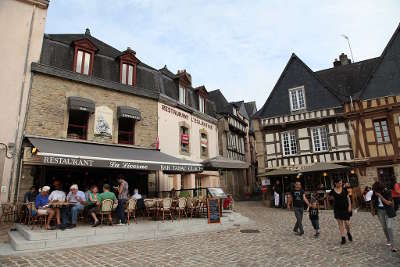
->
xmin=85 ymin=28 xmax=91 ymax=36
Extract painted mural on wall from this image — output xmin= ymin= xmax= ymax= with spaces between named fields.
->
xmin=94 ymin=106 xmax=113 ymax=136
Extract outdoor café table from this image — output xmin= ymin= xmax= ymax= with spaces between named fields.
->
xmin=48 ymin=202 xmax=74 ymax=208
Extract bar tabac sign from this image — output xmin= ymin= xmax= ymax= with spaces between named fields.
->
xmin=41 ymin=155 xmax=202 ymax=172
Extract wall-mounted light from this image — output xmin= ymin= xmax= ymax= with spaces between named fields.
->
xmin=323 ymin=172 xmax=328 ymax=177
xmin=0 ymin=142 xmax=15 ymax=159
xmin=350 ymin=169 xmax=355 ymax=174
xmin=31 ymin=146 xmax=38 ymax=155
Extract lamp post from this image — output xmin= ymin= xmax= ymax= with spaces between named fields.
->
xmin=341 ymin=34 xmax=355 ymax=62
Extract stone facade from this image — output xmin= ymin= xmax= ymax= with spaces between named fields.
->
xmin=25 ymin=73 xmax=158 ymax=147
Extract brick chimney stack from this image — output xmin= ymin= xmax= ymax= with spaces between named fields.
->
xmin=333 ymin=53 xmax=352 ymax=67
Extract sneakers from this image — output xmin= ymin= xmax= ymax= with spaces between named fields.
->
xmin=347 ymin=232 xmax=353 ymax=242
xmin=341 ymin=237 xmax=346 ymax=245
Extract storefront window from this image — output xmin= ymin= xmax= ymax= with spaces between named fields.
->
xmin=180 ymin=126 xmax=189 ymax=153
xmin=67 ymin=110 xmax=89 ymax=140
xmin=118 ymin=118 xmax=135 ymax=145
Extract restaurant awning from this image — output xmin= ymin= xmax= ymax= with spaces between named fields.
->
xmin=300 ymin=162 xmax=349 ymax=173
xmin=28 ymin=137 xmax=203 ymax=173
xmin=117 ymin=106 xmax=141 ymax=121
xmin=67 ymin=96 xmax=95 ymax=113
xmin=265 ymin=168 xmax=297 ymax=176
xmin=202 ymin=156 xmax=249 ymax=170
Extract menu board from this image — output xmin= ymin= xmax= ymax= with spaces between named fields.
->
xmin=207 ymin=198 xmax=221 ymax=224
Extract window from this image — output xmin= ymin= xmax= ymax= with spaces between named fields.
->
xmin=374 ymin=119 xmax=390 ymax=143
xmin=67 ymin=110 xmax=89 ymax=140
xmin=289 ymin=86 xmax=306 ymax=111
xmin=199 ymin=95 xmax=205 ymax=113
xmin=312 ymin=127 xmax=329 ymax=152
xmin=179 ymin=86 xmax=186 ymax=104
xmin=118 ymin=118 xmax=135 ymax=145
xmin=281 ymin=131 xmax=297 ymax=156
xmin=121 ymin=63 xmax=135 ymax=86
xmin=200 ymin=133 xmax=208 ymax=157
xmin=233 ymin=108 xmax=237 ymax=116
xmin=75 ymin=50 xmax=91 ymax=75
xmin=180 ymin=126 xmax=189 ymax=153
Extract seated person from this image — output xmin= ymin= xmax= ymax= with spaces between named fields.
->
xmin=87 ymin=185 xmax=100 ymax=227
xmin=98 ymin=184 xmax=117 ymax=224
xmin=48 ymin=180 xmax=66 ymax=229
xmin=35 ymin=186 xmax=60 ymax=230
xmin=24 ymin=186 xmax=37 ymax=203
xmin=63 ymin=184 xmax=87 ymax=228
xmin=131 ymin=188 xmax=142 ymax=200
xmin=223 ymin=194 xmax=233 ymax=210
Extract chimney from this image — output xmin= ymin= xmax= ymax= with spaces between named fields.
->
xmin=177 ymin=69 xmax=192 ymax=85
xmin=85 ymin=28 xmax=91 ymax=36
xmin=333 ymin=53 xmax=351 ymax=67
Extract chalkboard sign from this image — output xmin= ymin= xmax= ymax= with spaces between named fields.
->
xmin=207 ymin=198 xmax=221 ymax=224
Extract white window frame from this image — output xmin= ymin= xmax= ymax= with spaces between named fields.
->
xmin=288 ymin=86 xmax=306 ymax=112
xmin=199 ymin=95 xmax=205 ymax=113
xmin=311 ymin=127 xmax=329 ymax=152
xmin=179 ymin=86 xmax=186 ymax=104
xmin=281 ymin=131 xmax=297 ymax=156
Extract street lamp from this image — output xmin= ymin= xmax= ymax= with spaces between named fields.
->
xmin=341 ymin=34 xmax=355 ymax=62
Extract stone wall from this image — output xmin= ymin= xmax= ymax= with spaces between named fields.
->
xmin=25 ymin=73 xmax=158 ymax=147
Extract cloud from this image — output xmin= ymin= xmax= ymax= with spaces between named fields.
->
xmin=45 ymin=0 xmax=400 ymax=109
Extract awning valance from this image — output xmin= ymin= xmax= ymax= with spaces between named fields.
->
xmin=117 ymin=106 xmax=141 ymax=121
xmin=202 ymin=156 xmax=249 ymax=170
xmin=68 ymin=96 xmax=95 ymax=113
xmin=265 ymin=169 xmax=297 ymax=176
xmin=28 ymin=137 xmax=202 ymax=173
xmin=300 ymin=163 xmax=349 ymax=173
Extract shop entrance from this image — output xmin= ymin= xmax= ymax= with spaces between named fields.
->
xmin=38 ymin=166 xmax=151 ymax=197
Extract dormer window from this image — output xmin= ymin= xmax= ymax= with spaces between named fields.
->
xmin=119 ymin=47 xmax=139 ymax=87
xmin=199 ymin=95 xmax=205 ymax=113
xmin=75 ymin=50 xmax=91 ymax=75
xmin=289 ymin=86 xmax=306 ymax=111
xmin=179 ymin=86 xmax=186 ymax=104
xmin=72 ymin=38 xmax=97 ymax=76
xmin=233 ymin=108 xmax=238 ymax=116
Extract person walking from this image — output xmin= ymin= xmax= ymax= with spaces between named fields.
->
xmin=290 ymin=181 xmax=310 ymax=236
xmin=273 ymin=180 xmax=282 ymax=208
xmin=390 ymin=177 xmax=400 ymax=212
xmin=307 ymin=199 xmax=320 ymax=237
xmin=371 ymin=181 xmax=397 ymax=252
xmin=116 ymin=177 xmax=129 ymax=225
xmin=329 ymin=178 xmax=352 ymax=245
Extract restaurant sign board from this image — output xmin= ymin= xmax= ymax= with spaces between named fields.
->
xmin=41 ymin=155 xmax=203 ymax=172
xmin=207 ymin=198 xmax=221 ymax=224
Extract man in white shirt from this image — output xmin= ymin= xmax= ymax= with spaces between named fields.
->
xmin=48 ymin=180 xmax=66 ymax=230
xmin=64 ymin=184 xmax=87 ymax=228
xmin=365 ymin=189 xmax=373 ymax=202
xmin=131 ymin=188 xmax=142 ymax=200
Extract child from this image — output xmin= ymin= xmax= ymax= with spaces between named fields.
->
xmin=307 ymin=199 xmax=320 ymax=237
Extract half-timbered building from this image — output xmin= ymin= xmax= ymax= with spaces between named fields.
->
xmin=345 ymin=23 xmax=400 ymax=189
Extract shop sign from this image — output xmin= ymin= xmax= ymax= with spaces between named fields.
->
xmin=160 ymin=104 xmax=214 ymax=130
xmin=181 ymin=134 xmax=189 ymax=144
xmin=41 ymin=155 xmax=203 ymax=172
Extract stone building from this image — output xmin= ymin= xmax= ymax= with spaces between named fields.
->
xmin=208 ymin=90 xmax=256 ymax=199
xmin=17 ymin=29 xmax=203 ymax=201
xmin=0 ymin=0 xmax=49 ymax=202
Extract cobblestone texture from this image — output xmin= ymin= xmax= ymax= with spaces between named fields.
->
xmin=1 ymin=201 xmax=400 ymax=266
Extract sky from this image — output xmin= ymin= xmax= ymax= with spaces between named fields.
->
xmin=45 ymin=0 xmax=400 ymax=109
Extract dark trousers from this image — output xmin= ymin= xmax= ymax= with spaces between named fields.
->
xmin=311 ymin=219 xmax=320 ymax=230
xmin=117 ymin=198 xmax=127 ymax=224
xmin=293 ymin=207 xmax=304 ymax=233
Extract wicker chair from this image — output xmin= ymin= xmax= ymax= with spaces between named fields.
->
xmin=176 ymin=198 xmax=187 ymax=219
xmin=144 ymin=199 xmax=156 ymax=218
xmin=124 ymin=198 xmax=137 ymax=224
xmin=186 ymin=197 xmax=197 ymax=218
xmin=160 ymin=198 xmax=173 ymax=222
xmin=99 ymin=199 xmax=114 ymax=225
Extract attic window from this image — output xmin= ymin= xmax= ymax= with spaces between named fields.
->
xmin=72 ymin=38 xmax=97 ymax=76
xmin=179 ymin=86 xmax=186 ymax=104
xmin=199 ymin=95 xmax=205 ymax=113
xmin=289 ymin=86 xmax=306 ymax=111
xmin=75 ymin=50 xmax=91 ymax=75
xmin=119 ymin=48 xmax=139 ymax=87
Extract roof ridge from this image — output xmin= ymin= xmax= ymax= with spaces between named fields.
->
xmin=315 ymin=56 xmax=380 ymax=74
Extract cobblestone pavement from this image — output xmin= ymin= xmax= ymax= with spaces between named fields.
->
xmin=0 ymin=201 xmax=400 ymax=266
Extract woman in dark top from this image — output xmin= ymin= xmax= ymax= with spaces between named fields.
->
xmin=329 ymin=178 xmax=352 ymax=244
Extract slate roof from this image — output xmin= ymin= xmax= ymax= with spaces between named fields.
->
xmin=39 ymin=29 xmax=218 ymax=120
xmin=244 ymin=102 xmax=257 ymax=118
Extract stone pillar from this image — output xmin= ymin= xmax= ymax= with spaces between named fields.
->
xmin=182 ymin=173 xmax=195 ymax=189
xmin=173 ymin=174 xmax=181 ymax=190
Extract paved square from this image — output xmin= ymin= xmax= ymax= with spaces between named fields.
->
xmin=0 ymin=201 xmax=399 ymax=266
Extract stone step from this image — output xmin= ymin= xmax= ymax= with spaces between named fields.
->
xmin=8 ymin=231 xmax=45 ymax=251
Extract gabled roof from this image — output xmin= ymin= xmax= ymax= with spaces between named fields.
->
xmin=208 ymin=89 xmax=231 ymax=114
xmin=244 ymin=101 xmax=257 ymax=117
xmin=254 ymin=53 xmax=342 ymax=119
xmin=358 ymin=23 xmax=400 ymax=100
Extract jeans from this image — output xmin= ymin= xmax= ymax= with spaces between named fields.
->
xmin=311 ymin=219 xmax=319 ymax=230
xmin=293 ymin=207 xmax=304 ymax=233
xmin=61 ymin=203 xmax=84 ymax=225
xmin=377 ymin=208 xmax=395 ymax=245
xmin=117 ymin=199 xmax=127 ymax=224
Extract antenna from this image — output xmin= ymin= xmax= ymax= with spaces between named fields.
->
xmin=341 ymin=34 xmax=355 ymax=62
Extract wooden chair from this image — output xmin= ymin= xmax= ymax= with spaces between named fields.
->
xmin=176 ymin=198 xmax=187 ymax=219
xmin=125 ymin=198 xmax=137 ymax=224
xmin=144 ymin=199 xmax=156 ymax=218
xmin=159 ymin=198 xmax=173 ymax=222
xmin=99 ymin=199 xmax=114 ymax=225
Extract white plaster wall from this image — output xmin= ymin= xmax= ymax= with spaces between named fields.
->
xmin=298 ymin=128 xmax=308 ymax=138
xmin=265 ymin=133 xmax=274 ymax=143
xmin=0 ymin=0 xmax=48 ymax=202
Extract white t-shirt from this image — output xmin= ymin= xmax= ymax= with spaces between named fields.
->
xmin=132 ymin=193 xmax=142 ymax=200
xmin=365 ymin=190 xmax=373 ymax=202
xmin=49 ymin=190 xmax=66 ymax=202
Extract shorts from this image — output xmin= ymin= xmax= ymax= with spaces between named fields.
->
xmin=334 ymin=209 xmax=351 ymax=221
xmin=37 ymin=209 xmax=48 ymax=215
